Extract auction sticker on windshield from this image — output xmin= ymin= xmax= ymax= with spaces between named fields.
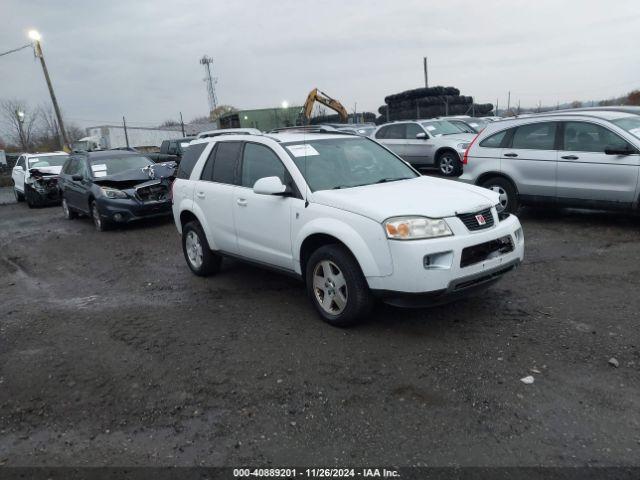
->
xmin=286 ymin=144 xmax=319 ymax=157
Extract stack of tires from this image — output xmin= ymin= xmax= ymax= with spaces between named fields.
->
xmin=375 ymin=86 xmax=493 ymax=124
xmin=309 ymin=112 xmax=377 ymax=125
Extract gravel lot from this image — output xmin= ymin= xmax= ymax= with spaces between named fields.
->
xmin=0 ymin=187 xmax=639 ymax=467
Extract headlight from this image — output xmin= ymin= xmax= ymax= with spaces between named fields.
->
xmin=384 ymin=216 xmax=453 ymax=240
xmin=457 ymin=143 xmax=470 ymax=150
xmin=100 ymin=187 xmax=127 ymax=199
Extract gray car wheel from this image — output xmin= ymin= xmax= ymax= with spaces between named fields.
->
xmin=437 ymin=151 xmax=461 ymax=177
xmin=181 ymin=221 xmax=222 ymax=276
xmin=481 ymin=176 xmax=519 ymax=214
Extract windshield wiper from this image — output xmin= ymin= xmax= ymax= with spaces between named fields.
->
xmin=375 ymin=177 xmax=410 ymax=184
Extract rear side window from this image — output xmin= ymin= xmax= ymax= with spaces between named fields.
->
xmin=241 ymin=143 xmax=285 ymax=188
xmin=176 ymin=143 xmax=207 ymax=179
xmin=200 ymin=141 xmax=242 ymax=184
xmin=479 ymin=130 xmax=508 ymax=148
xmin=376 ymin=124 xmax=405 ymax=139
xmin=511 ymin=122 xmax=557 ymax=150
xmin=563 ymin=121 xmax=630 ymax=153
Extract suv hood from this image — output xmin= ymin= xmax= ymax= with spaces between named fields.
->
xmin=310 ymin=176 xmax=499 ymax=222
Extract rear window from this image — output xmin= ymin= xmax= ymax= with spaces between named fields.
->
xmin=176 ymin=143 xmax=207 ymax=179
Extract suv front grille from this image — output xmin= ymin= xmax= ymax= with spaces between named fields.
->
xmin=457 ymin=208 xmax=494 ymax=231
xmin=136 ymin=183 xmax=169 ymax=202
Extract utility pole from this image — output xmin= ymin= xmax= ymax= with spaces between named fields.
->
xmin=15 ymin=110 xmax=27 ymax=151
xmin=507 ymin=91 xmax=511 ymax=114
xmin=496 ymin=99 xmax=499 ymax=116
xmin=423 ymin=57 xmax=428 ymax=88
xmin=122 ymin=116 xmax=130 ymax=148
xmin=517 ymin=100 xmax=521 ymax=115
xmin=29 ymin=31 xmax=68 ymax=150
xmin=180 ymin=112 xmax=186 ymax=137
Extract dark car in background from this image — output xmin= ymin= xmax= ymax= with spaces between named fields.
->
xmin=59 ymin=150 xmax=176 ymax=231
xmin=159 ymin=137 xmax=196 ymax=162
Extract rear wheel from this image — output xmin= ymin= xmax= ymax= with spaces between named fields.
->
xmin=182 ymin=221 xmax=222 ymax=276
xmin=306 ymin=245 xmax=373 ymax=327
xmin=437 ymin=150 xmax=461 ymax=177
xmin=481 ymin=176 xmax=519 ymax=213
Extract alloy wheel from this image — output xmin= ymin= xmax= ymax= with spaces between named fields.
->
xmin=92 ymin=203 xmax=103 ymax=230
xmin=489 ymin=185 xmax=508 ymax=212
xmin=439 ymin=155 xmax=455 ymax=175
xmin=185 ymin=230 xmax=204 ymax=269
xmin=313 ymin=260 xmax=348 ymax=315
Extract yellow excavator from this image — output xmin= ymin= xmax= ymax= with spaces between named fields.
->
xmin=300 ymin=88 xmax=349 ymax=125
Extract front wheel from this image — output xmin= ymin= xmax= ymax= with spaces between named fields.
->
xmin=306 ymin=245 xmax=373 ymax=327
xmin=182 ymin=221 xmax=222 ymax=276
xmin=437 ymin=151 xmax=462 ymax=177
xmin=13 ymin=187 xmax=25 ymax=202
xmin=481 ymin=176 xmax=519 ymax=214
xmin=91 ymin=201 xmax=112 ymax=231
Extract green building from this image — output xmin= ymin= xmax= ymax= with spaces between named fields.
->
xmin=219 ymin=106 xmax=303 ymax=131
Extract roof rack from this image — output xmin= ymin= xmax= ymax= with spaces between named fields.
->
xmin=267 ymin=125 xmax=356 ymax=135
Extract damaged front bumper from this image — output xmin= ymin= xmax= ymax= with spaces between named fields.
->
xmin=95 ymin=180 xmax=173 ymax=223
xmin=24 ymin=178 xmax=62 ymax=206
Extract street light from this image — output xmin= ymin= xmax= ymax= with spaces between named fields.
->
xmin=28 ymin=29 xmax=69 ymax=150
xmin=28 ymin=29 xmax=41 ymax=41
xmin=281 ymin=101 xmax=289 ymax=109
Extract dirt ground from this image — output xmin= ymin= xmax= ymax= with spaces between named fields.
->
xmin=0 ymin=190 xmax=639 ymax=467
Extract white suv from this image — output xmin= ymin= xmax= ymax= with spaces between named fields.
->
xmin=172 ymin=131 xmax=525 ymax=326
xmin=11 ymin=151 xmax=68 ymax=207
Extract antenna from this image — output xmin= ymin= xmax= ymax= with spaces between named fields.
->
xmin=200 ymin=55 xmax=218 ymax=113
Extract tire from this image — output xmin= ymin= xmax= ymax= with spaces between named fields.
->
xmin=437 ymin=150 xmax=462 ymax=177
xmin=62 ymin=197 xmax=77 ymax=219
xmin=480 ymin=176 xmax=519 ymax=214
xmin=13 ymin=187 xmax=25 ymax=202
xmin=91 ymin=200 xmax=112 ymax=232
xmin=305 ymin=244 xmax=373 ymax=327
xmin=182 ymin=221 xmax=222 ymax=277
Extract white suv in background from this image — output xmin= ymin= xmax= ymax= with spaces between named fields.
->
xmin=172 ymin=131 xmax=525 ymax=326
xmin=11 ymin=151 xmax=68 ymax=206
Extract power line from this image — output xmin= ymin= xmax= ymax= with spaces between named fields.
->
xmin=0 ymin=43 xmax=32 ymax=58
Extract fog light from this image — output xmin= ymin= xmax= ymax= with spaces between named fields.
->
xmin=113 ymin=213 xmax=124 ymax=222
xmin=423 ymin=251 xmax=454 ymax=270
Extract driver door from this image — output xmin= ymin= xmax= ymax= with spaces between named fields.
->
xmin=403 ymin=123 xmax=434 ymax=167
xmin=234 ymin=142 xmax=300 ymax=270
xmin=12 ymin=156 xmax=26 ymax=192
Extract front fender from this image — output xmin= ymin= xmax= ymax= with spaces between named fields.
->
xmin=294 ymin=216 xmax=393 ymax=278
xmin=177 ymin=201 xmax=219 ymax=251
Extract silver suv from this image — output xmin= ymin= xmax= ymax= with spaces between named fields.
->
xmin=459 ymin=111 xmax=640 ymax=213
xmin=373 ymin=120 xmax=475 ymax=177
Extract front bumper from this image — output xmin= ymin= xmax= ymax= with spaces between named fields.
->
xmin=24 ymin=183 xmax=62 ymax=205
xmin=95 ymin=197 xmax=172 ymax=223
xmin=366 ymin=211 xmax=524 ymax=303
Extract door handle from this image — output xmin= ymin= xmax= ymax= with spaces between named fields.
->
xmin=561 ymin=155 xmax=579 ymax=160
xmin=236 ymin=198 xmax=247 ymax=207
xmin=196 ymin=191 xmax=205 ymax=199
xmin=503 ymin=152 xmax=518 ymax=157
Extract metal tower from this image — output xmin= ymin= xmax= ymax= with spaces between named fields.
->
xmin=200 ymin=55 xmax=218 ymax=112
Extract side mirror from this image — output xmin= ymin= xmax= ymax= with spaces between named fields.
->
xmin=253 ymin=176 xmax=290 ymax=196
xmin=416 ymin=132 xmax=427 ymax=140
xmin=604 ymin=147 xmax=635 ymax=156
xmin=71 ymin=174 xmax=83 ymax=181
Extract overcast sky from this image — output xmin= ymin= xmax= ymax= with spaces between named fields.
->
xmin=1 ymin=0 xmax=639 ymax=128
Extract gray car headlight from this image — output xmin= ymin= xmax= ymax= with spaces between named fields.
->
xmin=384 ymin=216 xmax=453 ymax=240
xmin=100 ymin=187 xmax=127 ymax=199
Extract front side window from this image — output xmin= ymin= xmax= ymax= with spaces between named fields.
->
xmin=511 ymin=122 xmax=557 ymax=150
xmin=90 ymin=155 xmax=153 ymax=177
xmin=283 ymin=137 xmax=417 ymax=192
xmin=241 ymin=143 xmax=285 ymax=188
xmin=405 ymin=123 xmax=424 ymax=139
xmin=16 ymin=157 xmax=25 ymax=169
xmin=563 ymin=122 xmax=630 ymax=153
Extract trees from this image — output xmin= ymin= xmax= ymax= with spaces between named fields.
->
xmin=210 ymin=105 xmax=237 ymax=122
xmin=626 ymin=90 xmax=640 ymax=106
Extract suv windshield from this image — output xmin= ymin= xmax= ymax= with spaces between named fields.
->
xmin=283 ymin=137 xmax=417 ymax=192
xmin=90 ymin=155 xmax=153 ymax=177
xmin=28 ymin=155 xmax=68 ymax=168
xmin=611 ymin=117 xmax=640 ymax=139
xmin=420 ymin=120 xmax=465 ymax=136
